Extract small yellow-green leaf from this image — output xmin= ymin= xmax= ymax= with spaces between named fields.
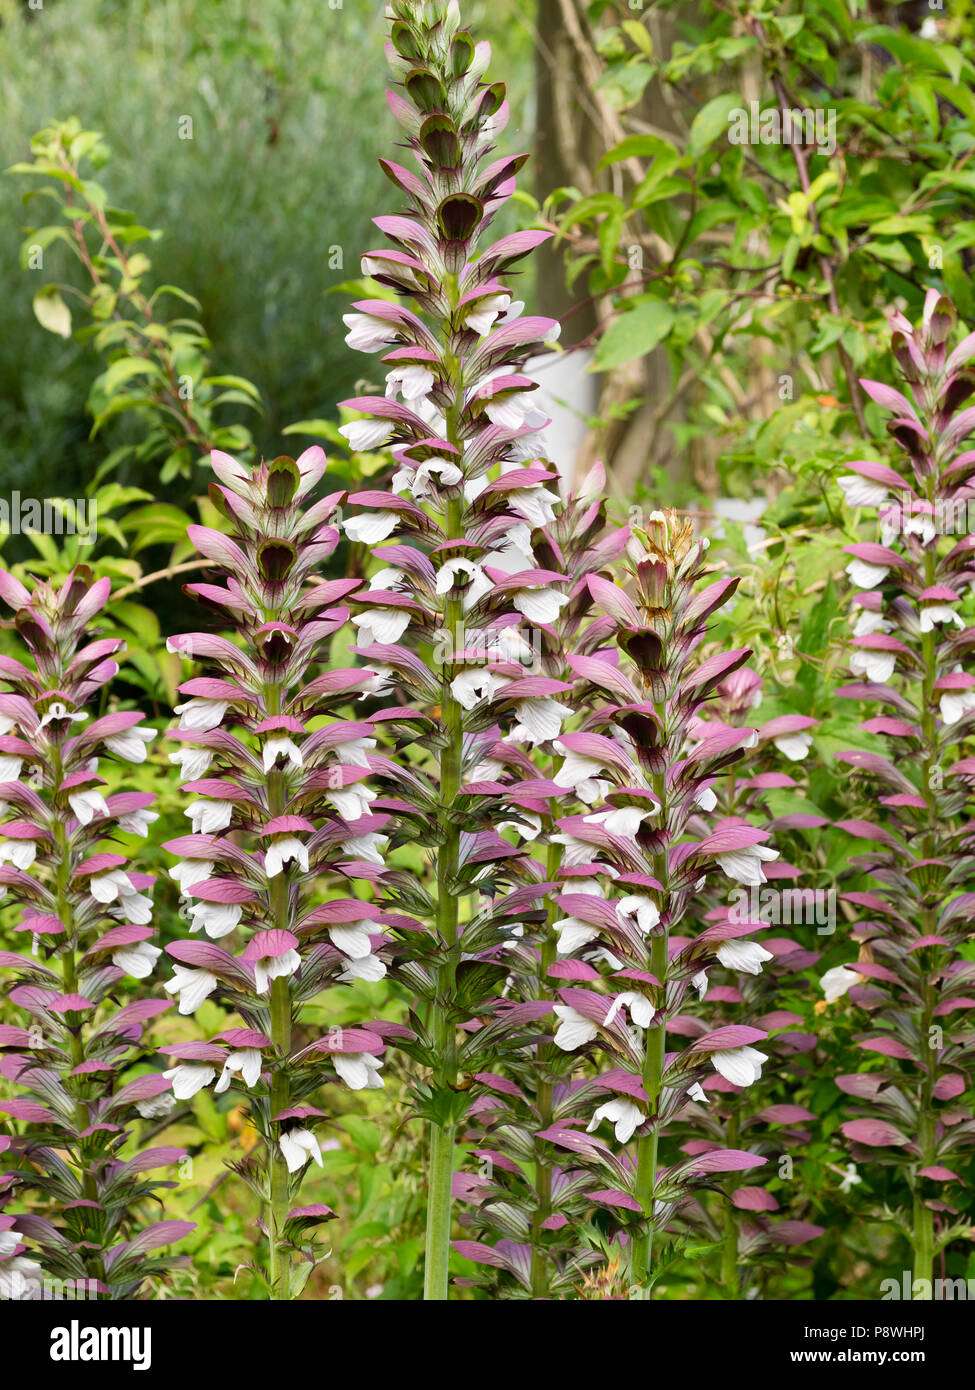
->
xmin=32 ymin=286 xmax=72 ymax=338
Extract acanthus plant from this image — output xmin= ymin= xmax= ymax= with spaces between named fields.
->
xmin=498 ymin=509 xmax=784 ymax=1296
xmin=674 ymin=666 xmax=825 ymax=1297
xmin=334 ymin=0 xmax=646 ymax=1300
xmin=448 ymin=465 xmax=636 ymax=1299
xmin=162 ymin=445 xmax=410 ymax=1300
xmin=0 ymin=566 xmax=193 ymax=1300
xmin=830 ymin=290 xmax=975 ymax=1289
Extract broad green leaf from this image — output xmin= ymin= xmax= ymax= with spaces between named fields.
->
xmin=688 ymin=94 xmax=741 ymax=157
xmin=593 ymin=298 xmax=675 ymax=371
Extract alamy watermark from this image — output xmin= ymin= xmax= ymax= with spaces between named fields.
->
xmin=728 ymin=101 xmax=837 ymax=156
xmin=0 ymin=494 xmax=97 ymax=544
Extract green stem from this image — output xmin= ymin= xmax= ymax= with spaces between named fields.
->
xmin=264 ymin=680 xmax=293 ymax=1300
xmin=530 ymin=840 xmax=562 ymax=1298
xmin=721 ymin=1117 xmax=740 ymax=1297
xmin=424 ymin=489 xmax=464 ymax=1301
xmin=631 ymin=931 xmax=667 ymax=1287
xmin=424 ymin=1119 xmax=457 ymax=1301
xmin=267 ymin=969 xmax=292 ymax=1300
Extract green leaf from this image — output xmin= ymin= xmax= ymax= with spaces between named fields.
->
xmin=32 ymin=286 xmax=72 ymax=338
xmin=593 ymin=298 xmax=675 ymax=371
xmin=688 ymin=94 xmax=741 ymax=157
xmin=622 ymin=20 xmax=653 ymax=56
xmin=102 ymin=357 xmax=162 ymax=394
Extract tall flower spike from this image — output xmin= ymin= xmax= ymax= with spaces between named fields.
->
xmin=834 ymin=291 xmax=975 ymax=1289
xmin=539 ymin=511 xmax=777 ymax=1292
xmin=0 ymin=567 xmax=193 ymax=1300
xmin=340 ymin=0 xmax=575 ymax=1299
xmin=451 ymin=464 xmax=635 ymax=1298
xmin=165 ymin=447 xmax=395 ymax=1300
xmin=675 ymin=668 xmax=825 ymax=1294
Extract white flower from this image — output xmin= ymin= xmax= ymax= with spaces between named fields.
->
xmin=38 ymin=702 xmax=88 ymax=730
xmin=164 ymin=966 xmax=218 ymax=1015
xmin=324 ymin=782 xmax=376 ymax=821
xmin=496 ymin=811 xmax=542 ymax=841
xmin=340 ymin=831 xmax=389 ymax=864
xmin=163 ymin=1063 xmax=217 ymax=1099
xmin=262 ymin=736 xmax=303 ymax=772
xmin=328 ymin=919 xmax=379 ymax=959
xmin=339 ymin=419 xmax=394 ymax=452
xmin=385 ymin=364 xmax=434 ymax=401
xmin=450 ymin=668 xmax=507 ymax=710
xmin=89 ymin=866 xmax=137 ymax=903
xmin=846 ymin=559 xmax=888 ymax=589
xmin=392 ymin=457 xmax=463 ymax=499
xmin=112 ymin=941 xmax=161 ymax=978
xmin=105 ymin=726 xmax=156 ymax=762
xmin=435 ymin=558 xmax=493 ymax=611
xmin=773 ymin=731 xmax=813 ymax=761
xmin=820 ymin=963 xmax=861 ymax=1003
xmin=174 ymin=698 xmax=228 ymax=732
xmin=615 ymin=894 xmax=661 ymax=935
xmin=838 ymin=475 xmax=888 ymax=508
xmin=687 ymin=1082 xmax=709 ymax=1104
xmin=265 ymin=836 xmax=310 ymax=879
xmin=695 ymin=785 xmax=718 ymax=811
xmin=691 ymin=970 xmax=709 ymax=1000
xmin=512 ymin=585 xmax=569 ymax=625
xmin=553 ymin=1004 xmax=598 ymax=1050
xmin=587 ymin=1099 xmax=643 ymax=1144
xmin=0 ymin=1255 xmax=43 ymax=1300
xmin=481 ymin=522 xmax=536 ymax=575
xmin=583 ymin=805 xmax=656 ymax=840
xmin=506 ymin=484 xmax=560 ymax=529
xmin=325 ymin=737 xmax=373 ymax=770
xmin=553 ymin=746 xmax=612 ymax=805
xmin=852 ymin=609 xmax=892 ymax=637
xmin=716 ymin=940 xmax=774 ymax=975
xmin=919 ymin=604 xmax=965 ymax=632
xmin=0 ymin=755 xmax=22 ymax=783
xmin=463 ymin=293 xmax=511 ymax=335
xmin=553 ymin=915 xmax=599 ymax=955
xmin=170 ymin=860 xmax=212 ymax=893
xmin=252 ymin=948 xmax=301 ymax=995
xmin=344 ymin=512 xmax=399 ymax=544
xmin=369 ymin=566 xmax=407 ymax=592
xmin=337 ymin=953 xmax=387 ymax=983
xmin=512 ymin=697 xmax=573 ymax=746
xmin=214 ymin=1049 xmax=262 ymax=1094
xmin=279 ymin=1127 xmax=323 ymax=1174
xmin=343 ymin=312 xmax=396 ymax=352
xmin=352 ymin=608 xmax=412 ymax=646
xmin=186 ymin=798 xmax=234 ymax=834
xmin=117 ymin=808 xmax=159 ymax=837
xmin=604 ymin=992 xmax=655 ymax=1029
xmin=334 ymin=1052 xmax=385 ymax=1091
xmin=941 ymin=688 xmax=975 ymax=725
xmin=549 ymin=832 xmax=599 ymax=868
xmin=189 ymin=900 xmax=241 ymax=939
xmin=850 ymin=648 xmax=896 ymax=683
xmin=838 ymin=1163 xmax=862 ymax=1194
xmin=68 ymin=788 xmax=110 ymax=826
xmin=169 ymin=747 xmax=215 ymax=781
xmin=485 ymin=390 xmax=536 ymax=431
xmin=0 ymin=839 xmax=37 ymax=870
xmin=135 ymin=1093 xmax=177 ymax=1120
xmin=712 ymin=1045 xmax=766 ymax=1087
xmin=716 ymin=844 xmax=779 ymax=886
